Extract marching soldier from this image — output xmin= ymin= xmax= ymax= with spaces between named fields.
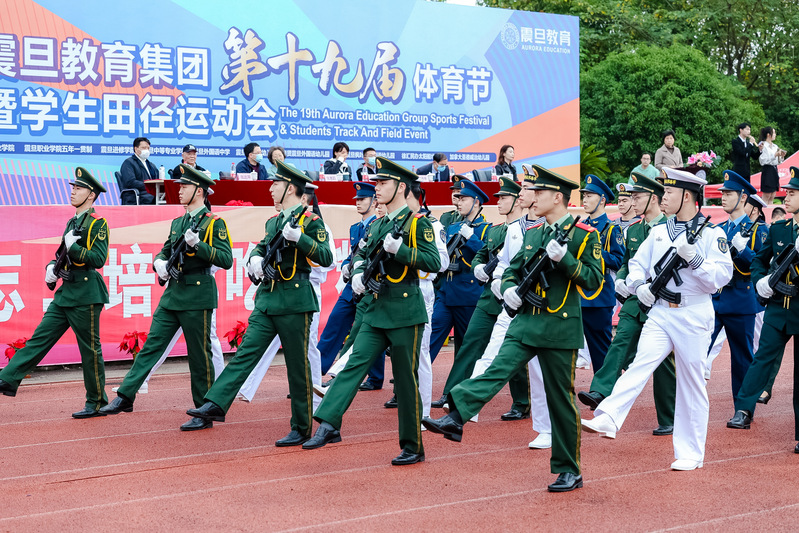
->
xmin=186 ymin=161 xmax=332 ymax=444
xmin=615 ymin=182 xmax=640 ymax=236
xmin=424 ymin=166 xmax=603 ymax=492
xmin=439 ymin=176 xmax=464 ymax=228
xmin=0 ymin=168 xmax=109 ymax=419
xmin=100 ymin=164 xmax=233 ymax=430
xmin=578 ymin=173 xmax=677 ymax=436
xmin=303 ymin=157 xmax=441 ymax=465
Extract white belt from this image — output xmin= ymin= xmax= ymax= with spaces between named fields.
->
xmin=656 ymin=294 xmax=710 ymax=309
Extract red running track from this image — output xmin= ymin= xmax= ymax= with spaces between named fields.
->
xmin=0 ymin=343 xmax=796 ymax=532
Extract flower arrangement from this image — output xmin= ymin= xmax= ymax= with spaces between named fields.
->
xmin=5 ymin=337 xmax=28 ymax=360
xmin=225 ymin=200 xmax=254 ymax=206
xmin=687 ymin=151 xmax=719 ymax=168
xmin=224 ymin=321 xmax=247 ymax=350
xmin=119 ymin=331 xmax=147 ymax=358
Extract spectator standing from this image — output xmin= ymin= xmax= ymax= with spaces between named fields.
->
xmin=731 ymin=122 xmax=760 ymax=181
xmin=235 ymin=142 xmax=269 ymax=181
xmin=119 ymin=137 xmax=158 ymax=204
xmin=758 ymin=126 xmax=787 ymax=204
xmin=494 ymin=145 xmax=517 ymax=179
xmin=631 ymin=153 xmax=660 ymax=179
xmin=323 ymin=142 xmax=352 ymax=179
xmin=416 ymin=152 xmax=451 ymax=182
xmin=654 ymin=130 xmax=682 ymax=170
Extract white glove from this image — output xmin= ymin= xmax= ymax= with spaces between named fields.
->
xmin=636 ymin=283 xmax=656 ymax=307
xmin=45 ymin=264 xmax=57 ymax=284
xmin=341 ymin=263 xmax=351 ymax=279
xmin=153 ymin=258 xmax=169 ymax=281
xmin=184 ymin=228 xmax=200 ymax=248
xmin=615 ymin=278 xmax=630 ymax=298
xmin=282 ymin=223 xmax=301 ymax=243
xmin=503 ymin=287 xmax=522 ymax=310
xmin=358 ymin=238 xmax=367 ymax=250
xmin=351 ymin=273 xmax=365 ymax=295
xmin=64 ymin=230 xmax=79 ymax=249
xmin=675 ymin=234 xmax=697 ymax=262
xmin=756 ymin=277 xmax=774 ymax=299
xmin=248 ymin=255 xmax=264 ymax=279
xmin=352 ymin=260 xmax=363 ymax=270
xmin=546 ymin=239 xmax=568 ymax=262
xmin=474 ymin=264 xmax=489 ymax=282
xmin=383 ymin=233 xmax=402 ymax=254
xmin=459 ymin=225 xmax=474 ymax=240
xmin=491 ymin=279 xmax=503 ymax=300
xmin=731 ymin=233 xmax=748 ymax=252
xmin=795 ymin=235 xmax=799 ymax=253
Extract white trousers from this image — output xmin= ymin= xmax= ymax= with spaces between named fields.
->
xmin=236 ymin=284 xmax=324 ymax=410
xmin=706 ymin=310 xmax=763 ymax=377
xmin=596 ymin=301 xmax=714 ymax=462
xmin=470 ymin=309 xmax=551 ymax=435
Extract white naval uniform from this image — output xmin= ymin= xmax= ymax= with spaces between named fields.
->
xmin=237 ymin=222 xmax=335 ymax=409
xmin=595 ymin=216 xmax=733 ymax=462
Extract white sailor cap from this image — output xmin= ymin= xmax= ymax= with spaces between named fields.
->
xmin=659 ymin=167 xmax=706 ymax=193
xmin=747 ymin=193 xmax=767 ymax=209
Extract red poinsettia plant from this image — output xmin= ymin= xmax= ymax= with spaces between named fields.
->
xmin=224 ymin=321 xmax=247 ymax=350
xmin=119 ymin=331 xmax=147 ymax=358
xmin=5 ymin=337 xmax=28 ymax=360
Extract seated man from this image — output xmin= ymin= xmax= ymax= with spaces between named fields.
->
xmin=356 ymin=147 xmax=378 ymax=181
xmin=172 ymin=144 xmax=206 ymax=179
xmin=416 ymin=153 xmax=450 ymax=182
xmin=119 ymin=137 xmax=157 ymax=204
xmin=235 ymin=142 xmax=269 ymax=180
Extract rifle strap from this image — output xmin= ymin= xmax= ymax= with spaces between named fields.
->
xmin=279 ymin=212 xmax=307 ymax=281
xmin=576 ymin=231 xmax=605 ymax=301
xmin=386 ymin=215 xmax=416 ymax=283
xmin=72 ymin=212 xmax=103 ymax=266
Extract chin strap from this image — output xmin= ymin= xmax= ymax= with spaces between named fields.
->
xmin=74 ymin=189 xmax=92 ymax=210
xmin=386 ymin=180 xmax=401 ymax=205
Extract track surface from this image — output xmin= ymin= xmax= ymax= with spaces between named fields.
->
xmin=0 ymin=343 xmax=796 ymax=532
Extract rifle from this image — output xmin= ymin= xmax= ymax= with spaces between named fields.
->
xmin=505 ymin=216 xmax=581 ymax=318
xmin=446 ymin=206 xmax=484 ymax=272
xmin=159 ymin=217 xmax=204 ymax=287
xmin=248 ymin=212 xmax=301 ymax=286
xmin=46 ymin=232 xmax=76 ymax=291
xmin=354 ymin=220 xmax=403 ymax=303
xmin=757 ymin=245 xmax=799 ymax=306
xmin=342 ymin=236 xmax=366 ymax=284
xmin=639 ymin=216 xmax=711 ymax=314
xmin=478 ymin=242 xmax=504 ymax=286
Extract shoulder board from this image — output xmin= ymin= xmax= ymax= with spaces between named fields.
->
xmin=531 ymin=221 xmax=545 ymax=228
xmin=269 ymin=214 xmax=278 ymax=219
xmin=426 ymin=214 xmax=438 ymax=223
xmin=414 ymin=213 xmax=423 ymax=219
xmin=630 ymin=219 xmax=644 ymax=226
xmin=90 ymin=213 xmax=101 ymax=219
xmin=205 ymin=212 xmax=213 ymax=217
xmin=775 ymin=219 xmax=791 ymax=227
xmin=575 ymin=221 xmax=595 ymax=232
xmin=304 ymin=210 xmax=316 ymax=218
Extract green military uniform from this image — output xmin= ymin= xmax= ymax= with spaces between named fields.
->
xmin=313 ymin=157 xmax=441 ymax=456
xmin=584 ymin=175 xmax=676 ymax=428
xmin=447 ymin=166 xmax=603 ymax=476
xmin=111 ymin=165 xmax=233 ymax=410
xmin=0 ymin=167 xmax=109 ymax=414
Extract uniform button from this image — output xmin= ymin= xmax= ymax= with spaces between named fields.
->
xmin=562 ymin=312 xmax=568 ymax=317
xmin=403 ymin=292 xmax=408 ymax=297
xmin=84 ymin=277 xmax=88 ymax=281
xmin=295 ymin=283 xmax=299 ymax=288
xmin=196 ymin=281 xmax=201 ymax=285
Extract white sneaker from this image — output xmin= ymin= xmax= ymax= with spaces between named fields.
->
xmin=671 ymin=459 xmax=703 ymax=471
xmin=576 ymin=353 xmax=591 ymax=370
xmin=421 ymin=424 xmax=427 ymax=432
xmin=581 ymin=414 xmax=617 ymax=438
xmin=313 ymin=383 xmax=327 ymax=398
xmin=111 ymin=386 xmax=120 ymax=392
xmin=138 ymin=382 xmax=148 ymax=394
xmin=469 ymin=413 xmax=478 ymax=423
xmin=528 ymin=433 xmax=552 ymax=449
xmin=236 ymin=393 xmax=250 ymax=402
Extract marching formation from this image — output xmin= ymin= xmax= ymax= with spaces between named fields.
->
xmin=3 ymin=157 xmax=799 ymax=493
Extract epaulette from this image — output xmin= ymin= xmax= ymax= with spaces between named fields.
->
xmin=629 ymin=218 xmax=644 ymax=226
xmin=269 ymin=214 xmax=279 ymax=219
xmin=531 ymin=221 xmax=545 ymax=228
xmin=575 ymin=221 xmax=595 ymax=232
xmin=414 ymin=213 xmax=423 ymax=219
xmin=90 ymin=213 xmax=101 ymax=219
xmin=304 ymin=209 xmax=320 ymax=221
xmin=205 ymin=212 xmax=220 ymax=220
xmin=774 ymin=219 xmax=791 ymax=227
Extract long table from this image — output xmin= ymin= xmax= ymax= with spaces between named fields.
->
xmin=146 ymin=179 xmax=501 ymax=206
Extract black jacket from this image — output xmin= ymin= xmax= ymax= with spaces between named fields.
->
xmin=731 ymin=136 xmax=759 ymax=180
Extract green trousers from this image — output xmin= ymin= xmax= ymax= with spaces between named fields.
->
xmin=118 ymin=307 xmax=213 ymax=408
xmin=0 ymin=302 xmax=106 ymax=409
xmin=206 ymin=310 xmax=313 ymax=435
xmin=589 ymin=308 xmax=676 ymax=427
xmin=315 ymin=322 xmax=424 ymax=454
xmin=450 ymin=332 xmax=581 ymax=475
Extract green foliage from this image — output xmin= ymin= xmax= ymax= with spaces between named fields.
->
xmin=580 ymin=143 xmax=610 ymax=180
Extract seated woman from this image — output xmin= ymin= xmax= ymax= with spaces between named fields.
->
xmin=323 ymin=142 xmax=351 ymax=180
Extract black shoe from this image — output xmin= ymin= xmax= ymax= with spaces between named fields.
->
xmin=99 ymin=395 xmax=133 ymax=415
xmin=795 ymin=442 xmax=799 ymax=454
xmin=0 ymin=379 xmax=17 ymax=397
xmin=302 ymin=425 xmax=342 ymax=449
xmin=186 ymin=402 xmax=226 ymax=422
xmin=180 ymin=417 xmax=213 ymax=431
xmin=391 ymin=450 xmax=425 ymax=465
xmin=421 ymin=415 xmax=463 ymax=442
xmin=547 ymin=472 xmax=583 ymax=492
xmin=757 ymin=392 xmax=771 ymax=405
xmin=287 ymin=393 xmax=291 ymax=399
xmin=652 ymin=425 xmax=673 ymax=436
xmin=276 ymin=430 xmax=310 ymax=447
xmin=389 ymin=378 xmax=395 ymax=384
xmin=727 ymin=410 xmax=752 ymax=429
xmin=72 ymin=407 xmax=107 ymax=419
xmin=431 ymin=395 xmax=447 ymax=409
xmin=358 ymin=381 xmax=381 ymax=391
xmin=500 ymin=408 xmax=531 ymax=421
xmin=577 ymin=391 xmax=605 ymax=411
xmin=384 ymin=395 xmax=398 ymax=408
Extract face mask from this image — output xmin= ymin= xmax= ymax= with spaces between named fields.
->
xmin=438 ymin=164 xmax=447 ymax=172
xmin=254 ymin=153 xmax=263 ymax=163
xmin=368 ymin=157 xmax=376 ymax=165
xmin=139 ymin=149 xmax=150 ymax=160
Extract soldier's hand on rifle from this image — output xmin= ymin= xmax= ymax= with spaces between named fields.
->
xmin=731 ymin=233 xmax=748 ymax=252
xmin=474 ymin=264 xmax=489 ymax=282
xmin=153 ymin=258 xmax=169 ymax=281
xmin=458 ymin=224 xmax=474 ymax=240
xmin=615 ymin=278 xmax=630 ymax=298
xmin=341 ymin=263 xmax=351 ymax=279
xmin=184 ymin=228 xmax=200 ymax=248
xmin=794 ymin=235 xmax=799 ymax=253
xmin=247 ymin=255 xmax=264 ymax=279
xmin=635 ymin=283 xmax=656 ymax=307
xmin=282 ymin=223 xmax=301 ymax=243
xmin=675 ymin=234 xmax=698 ymax=262
xmin=756 ymin=277 xmax=774 ymax=299
xmin=503 ymin=286 xmax=522 ymax=310
xmin=358 ymin=239 xmax=367 ymax=250
xmin=546 ymin=239 xmax=567 ymax=262
xmin=351 ymin=273 xmax=365 ymax=295
xmin=383 ymin=233 xmax=402 ymax=254
xmin=491 ymin=279 xmax=503 ymax=300
xmin=45 ymin=264 xmax=57 ymax=285
xmin=64 ymin=229 xmax=79 ymax=249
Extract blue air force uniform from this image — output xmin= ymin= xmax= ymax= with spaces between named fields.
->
xmin=580 ymin=175 xmax=625 ymax=371
xmin=709 ymin=170 xmax=768 ymax=401
xmin=429 ymin=180 xmax=491 ymax=362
